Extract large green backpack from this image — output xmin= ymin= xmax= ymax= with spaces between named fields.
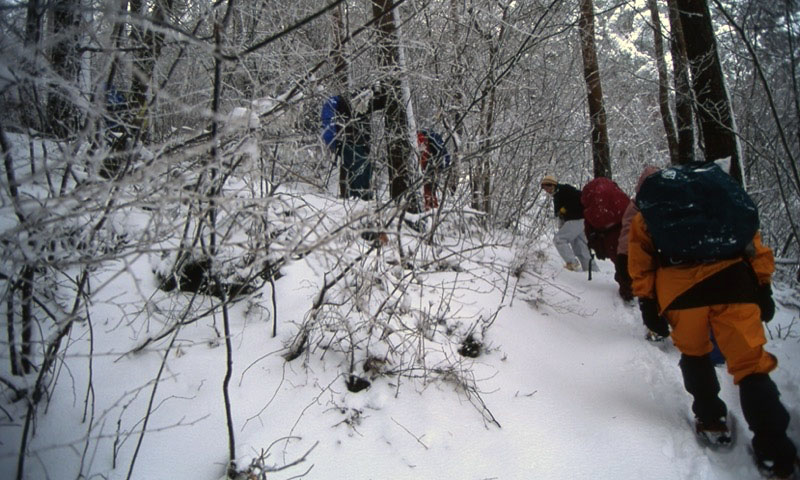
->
xmin=634 ymin=162 xmax=759 ymax=265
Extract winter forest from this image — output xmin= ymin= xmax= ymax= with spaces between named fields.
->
xmin=1 ymin=0 xmax=800 ymax=479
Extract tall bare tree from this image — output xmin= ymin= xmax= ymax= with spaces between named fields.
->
xmin=19 ymin=0 xmax=44 ymax=131
xmin=128 ymin=0 xmax=170 ymax=144
xmin=372 ymin=0 xmax=418 ymax=209
xmin=46 ymin=0 xmax=82 ymax=137
xmin=331 ymin=3 xmax=348 ymax=90
xmin=676 ymin=0 xmax=742 ymax=181
xmin=331 ymin=4 xmax=349 ymax=198
xmin=667 ymin=0 xmax=696 ymax=165
xmin=578 ymin=0 xmax=611 ymax=179
xmin=470 ymin=5 xmax=508 ymax=214
xmin=649 ymin=0 xmax=679 ymax=164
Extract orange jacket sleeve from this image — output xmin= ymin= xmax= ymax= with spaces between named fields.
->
xmin=748 ymin=232 xmax=775 ymax=286
xmin=627 ymin=212 xmax=657 ymax=300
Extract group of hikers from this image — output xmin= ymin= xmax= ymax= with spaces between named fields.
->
xmin=540 ymin=166 xmax=797 ymax=479
xmin=540 ymin=171 xmax=645 ymax=303
xmin=320 ymin=87 xmax=452 ymax=209
xmin=318 ymin=90 xmax=797 ymax=478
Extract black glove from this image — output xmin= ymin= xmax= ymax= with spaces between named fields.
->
xmin=639 ymin=297 xmax=670 ymax=337
xmin=586 ymin=231 xmax=606 ymax=259
xmin=758 ymin=284 xmax=775 ymax=323
xmin=614 ymin=255 xmax=634 ymax=302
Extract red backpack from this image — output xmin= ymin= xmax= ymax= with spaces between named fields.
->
xmin=581 ymin=178 xmax=630 ymax=230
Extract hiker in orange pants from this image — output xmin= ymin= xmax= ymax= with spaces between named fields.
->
xmin=629 ymin=213 xmax=797 ymax=478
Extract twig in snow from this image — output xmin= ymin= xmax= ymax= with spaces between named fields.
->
xmin=391 ymin=417 xmax=429 ymax=450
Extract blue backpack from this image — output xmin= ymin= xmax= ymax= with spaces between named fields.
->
xmin=321 ymin=95 xmax=343 ymax=152
xmin=106 ymin=85 xmax=126 ymax=111
xmin=635 ymin=162 xmax=759 ymax=264
xmin=420 ymin=129 xmax=451 ymax=171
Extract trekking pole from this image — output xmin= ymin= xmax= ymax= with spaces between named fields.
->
xmin=324 ymin=153 xmax=337 ymax=189
xmin=588 ymin=251 xmax=595 ymax=281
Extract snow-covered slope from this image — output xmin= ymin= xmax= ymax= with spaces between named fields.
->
xmin=1 ymin=185 xmax=798 ymax=480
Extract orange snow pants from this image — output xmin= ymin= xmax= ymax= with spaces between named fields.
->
xmin=665 ymin=303 xmax=777 ymax=384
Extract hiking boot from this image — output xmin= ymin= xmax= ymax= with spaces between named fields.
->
xmin=754 ymin=451 xmax=798 ymax=479
xmin=755 ymin=457 xmax=798 ymax=479
xmin=695 ymin=416 xmax=732 ymax=447
xmin=564 ymin=262 xmax=580 ymax=271
xmin=645 ymin=329 xmax=667 ymax=342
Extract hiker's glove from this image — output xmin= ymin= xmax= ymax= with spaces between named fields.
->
xmin=758 ymin=285 xmax=775 ymax=323
xmin=586 ymin=231 xmax=606 ymax=259
xmin=639 ymin=298 xmax=669 ymax=337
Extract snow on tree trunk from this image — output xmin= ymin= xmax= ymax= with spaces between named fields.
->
xmin=46 ymin=0 xmax=82 ymax=137
xmin=676 ymin=0 xmax=743 ymax=183
xmin=372 ymin=0 xmax=420 ymax=211
xmin=578 ymin=0 xmax=612 ymax=179
xmin=667 ymin=0 xmax=697 ymax=165
xmin=649 ymin=0 xmax=680 ymax=165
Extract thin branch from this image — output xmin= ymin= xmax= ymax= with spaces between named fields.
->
xmin=125 ymin=328 xmax=181 ymax=480
xmin=711 ymin=0 xmax=800 ymax=195
xmin=391 ymin=417 xmax=429 ymax=449
xmin=233 ymin=1 xmax=347 ymax=58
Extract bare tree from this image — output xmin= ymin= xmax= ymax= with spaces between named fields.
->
xmin=331 ymin=3 xmax=349 ymax=198
xmin=18 ymin=0 xmax=44 ymax=131
xmin=649 ymin=0 xmax=680 ymax=164
xmin=665 ymin=0 xmax=697 ymax=164
xmin=578 ymin=0 xmax=611 ymax=179
xmin=3 ymin=1 xmax=798 ymax=478
xmin=46 ymin=0 xmax=82 ymax=137
xmin=127 ymin=0 xmax=170 ymax=144
xmin=372 ymin=0 xmax=419 ymax=210
xmin=470 ymin=4 xmax=509 ymax=214
xmin=709 ymin=0 xmax=800 ymax=278
xmin=676 ymin=0 xmax=742 ymax=180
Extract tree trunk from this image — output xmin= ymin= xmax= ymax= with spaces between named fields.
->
xmin=667 ymin=0 xmax=696 ymax=165
xmin=331 ymin=4 xmax=348 ymax=91
xmin=676 ymin=0 xmax=742 ymax=182
xmin=331 ymin=4 xmax=348 ymax=198
xmin=578 ymin=0 xmax=611 ymax=179
xmin=473 ymin=41 xmax=498 ymax=214
xmin=104 ymin=1 xmax=130 ymax=92
xmin=445 ymin=0 xmax=466 ymax=197
xmin=46 ymin=0 xmax=82 ymax=138
xmin=372 ymin=0 xmax=417 ymax=210
xmin=129 ymin=0 xmax=170 ymax=144
xmin=19 ymin=266 xmax=34 ymax=374
xmin=469 ymin=5 xmax=510 ymax=215
xmin=19 ymin=0 xmax=44 ymax=132
xmin=788 ymin=0 xmax=800 ymax=158
xmin=1 ymin=126 xmax=34 ymax=376
xmin=25 ymin=0 xmax=42 ymax=46
xmin=649 ymin=0 xmax=679 ymax=164
xmin=6 ymin=290 xmax=20 ymax=376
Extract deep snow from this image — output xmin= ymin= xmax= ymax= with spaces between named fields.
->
xmin=1 ymin=184 xmax=798 ymax=480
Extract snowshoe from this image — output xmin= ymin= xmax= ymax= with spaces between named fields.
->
xmin=752 ymin=450 xmax=799 ymax=479
xmin=645 ymin=329 xmax=667 ymax=342
xmin=693 ymin=415 xmax=734 ymax=449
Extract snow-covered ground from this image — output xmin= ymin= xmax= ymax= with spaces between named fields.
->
xmin=1 ymin=181 xmax=798 ymax=480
